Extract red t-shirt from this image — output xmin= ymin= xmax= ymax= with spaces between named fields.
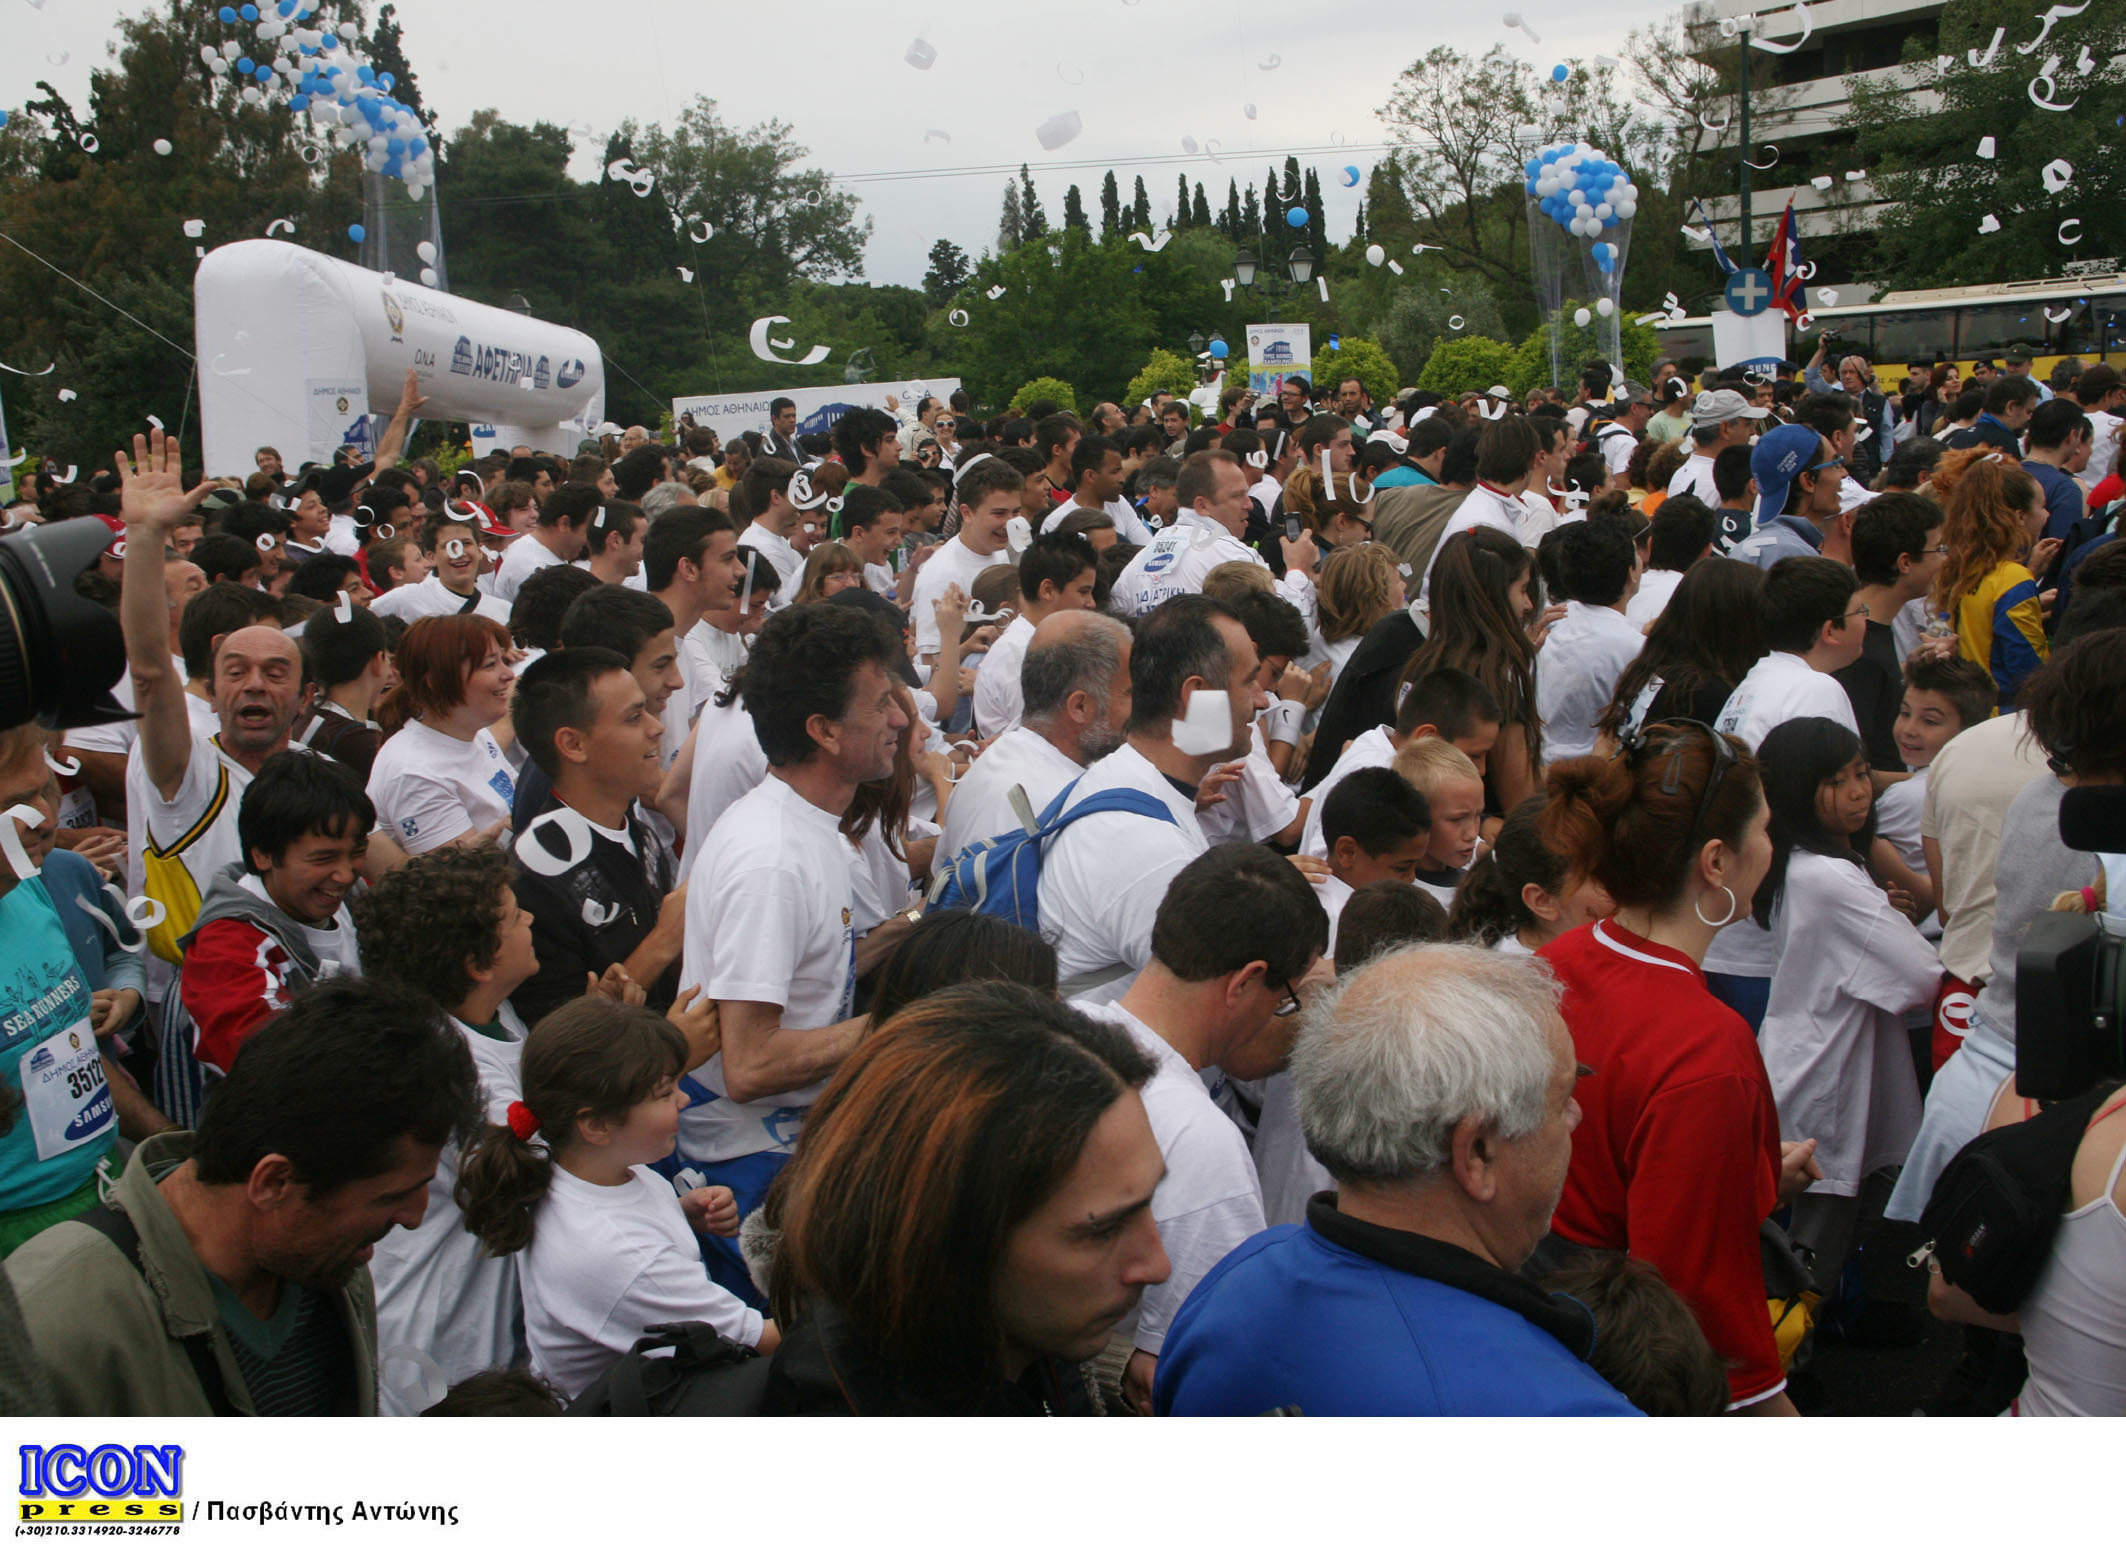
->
xmin=1541 ymin=919 xmax=1786 ymax=1406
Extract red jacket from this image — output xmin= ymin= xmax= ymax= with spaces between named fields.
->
xmin=1541 ymin=920 xmax=1786 ymax=1406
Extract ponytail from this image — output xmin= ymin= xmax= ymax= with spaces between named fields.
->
xmin=453 ymin=996 xmax=688 ymax=1257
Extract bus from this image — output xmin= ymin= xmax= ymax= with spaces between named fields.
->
xmin=1655 ymin=272 xmax=2126 ymax=384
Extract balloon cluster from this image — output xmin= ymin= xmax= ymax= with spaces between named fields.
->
xmin=202 ymin=2 xmax=436 ymax=201
xmin=1524 ymin=142 xmax=1638 ymax=242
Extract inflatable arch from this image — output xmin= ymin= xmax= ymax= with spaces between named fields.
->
xmin=194 ymin=239 xmax=606 ymax=477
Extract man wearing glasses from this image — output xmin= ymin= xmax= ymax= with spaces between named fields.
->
xmin=1075 ymin=843 xmax=1330 ymax=1416
xmin=1733 ymin=424 xmax=1847 ymax=570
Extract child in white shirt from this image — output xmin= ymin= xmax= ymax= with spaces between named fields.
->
xmin=455 ymin=996 xmax=775 ymax=1402
xmin=1390 ymin=737 xmax=1485 ymax=909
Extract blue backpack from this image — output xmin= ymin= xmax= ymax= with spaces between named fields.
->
xmin=928 ymin=778 xmax=1177 ymax=934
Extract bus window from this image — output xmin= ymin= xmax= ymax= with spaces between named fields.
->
xmin=1873 ymin=311 xmax=1944 ymax=370
xmin=1957 ymin=302 xmax=2043 ymax=362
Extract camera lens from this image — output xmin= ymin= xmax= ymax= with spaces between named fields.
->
xmin=0 ymin=517 xmax=133 ymax=731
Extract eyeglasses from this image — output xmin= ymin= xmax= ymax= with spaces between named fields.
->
xmin=1923 ymin=543 xmax=1950 ymax=555
xmin=1836 ymin=602 xmax=1872 ymax=622
xmin=1273 ymin=981 xmax=1303 ymax=1018
xmin=1806 ymin=456 xmax=1847 ymax=473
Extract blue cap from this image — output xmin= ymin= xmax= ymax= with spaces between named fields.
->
xmin=1750 ymin=423 xmax=1825 ymax=530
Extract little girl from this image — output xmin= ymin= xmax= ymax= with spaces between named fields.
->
xmin=456 ymin=996 xmax=776 ymax=1400
xmin=1753 ymin=718 xmax=1941 ymax=1291
xmin=1447 ymin=796 xmax=1614 ymax=955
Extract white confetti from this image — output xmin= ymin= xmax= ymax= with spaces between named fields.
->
xmin=949 ymin=308 xmax=970 ymax=327
xmin=2028 ymin=61 xmax=2076 ymax=109
xmin=677 ymin=267 xmax=694 ymax=283
xmin=1969 ymin=27 xmax=2005 ymax=67
xmin=582 ymin=901 xmax=620 ymax=928
xmin=266 ymin=217 xmax=296 ymax=236
xmin=147 ymin=414 xmax=164 ymax=430
xmin=1810 ymin=175 xmax=1833 ymax=189
xmin=2059 ymin=217 xmax=2084 ymax=245
xmin=688 ymin=215 xmax=714 ymax=243
xmin=1449 ymin=315 xmax=1465 ymax=330
xmin=1844 ymin=170 xmax=1865 ymax=182
xmin=1748 ymin=0 xmax=1814 ymax=54
xmin=923 ymin=128 xmax=951 ymax=143
xmin=747 ymin=316 xmax=831 ymax=366
xmin=1317 ymin=277 xmax=1330 ymax=303
xmin=1056 ymin=63 xmax=1085 ymax=86
xmin=1744 ymin=146 xmax=1779 ymax=170
xmin=1818 ymin=289 xmax=1840 ymax=306
xmin=1387 ymin=259 xmax=1404 ymax=275
xmin=2041 ymin=158 xmax=2074 ymax=193
xmin=517 ymin=810 xmax=596 ymax=877
xmin=1220 ymin=278 xmax=1236 ymax=301
xmin=183 ymin=219 xmax=206 ymax=238
xmin=905 ymin=36 xmax=936 ymax=69
xmin=1976 ymin=136 xmax=1997 ymax=158
xmin=2016 ymin=3 xmax=2089 ymax=56
xmin=1501 ymin=12 xmax=1540 ymax=45
xmin=0 ymin=359 xmax=54 ymax=376
xmin=986 ymin=284 xmax=1006 ymax=299
xmin=1035 ymin=111 xmax=1082 ymax=151
xmin=56 ymin=388 xmax=76 ymax=402
xmin=2045 ymin=305 xmax=2075 ymax=323
xmin=333 ymin=590 xmax=353 ymax=624
xmin=1127 ymin=230 xmax=1172 ymax=252
xmin=1259 ymin=53 xmax=1282 ymax=69
xmin=1243 ymin=104 xmax=1257 ymax=120
xmin=43 ymin=750 xmax=79 ymax=777
xmin=1978 ymin=212 xmax=2002 ymax=234
xmin=1181 ymin=136 xmax=1199 ymax=155
xmin=152 ymin=138 xmax=173 ymax=156
xmin=0 ymin=805 xmax=44 ymax=882
xmin=2075 ymin=44 xmax=2095 ymax=74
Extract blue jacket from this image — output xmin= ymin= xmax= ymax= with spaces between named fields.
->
xmin=1731 ymin=513 xmax=1822 ymax=571
xmin=1153 ymin=1195 xmax=1639 ymax=1417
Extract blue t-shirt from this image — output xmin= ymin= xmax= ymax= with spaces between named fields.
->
xmin=0 ymin=877 xmax=115 ymax=1210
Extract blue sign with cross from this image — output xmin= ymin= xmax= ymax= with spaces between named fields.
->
xmin=1725 ymin=267 xmax=1775 ymax=318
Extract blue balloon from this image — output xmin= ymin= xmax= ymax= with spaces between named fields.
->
xmin=218 ymin=6 xmax=237 ymax=21
xmin=1552 ymin=64 xmax=1569 ymax=82
xmin=379 ymin=73 xmax=395 ymax=90
xmin=357 ymin=65 xmax=375 ymax=83
xmin=240 ymin=3 xmax=259 ymax=18
xmin=288 ymin=93 xmax=308 ymax=109
xmin=236 ymin=57 xmax=255 ymax=74
xmin=348 ymin=224 xmax=365 ymax=243
xmin=1285 ymin=207 xmax=1309 ymax=228
xmin=1209 ymin=337 xmax=1229 ymax=359
xmin=319 ymin=33 xmax=335 ymax=49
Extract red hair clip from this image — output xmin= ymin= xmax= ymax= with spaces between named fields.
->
xmin=506 ymin=1101 xmax=541 ymax=1142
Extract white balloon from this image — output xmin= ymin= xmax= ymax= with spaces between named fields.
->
xmin=1573 ymin=307 xmax=1592 ymax=327
xmin=1596 ymin=298 xmax=1615 ymax=317
xmin=1595 ymin=202 xmax=1613 ymax=219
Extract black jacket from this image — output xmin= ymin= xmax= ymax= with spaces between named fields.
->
xmin=761 ymin=1301 xmax=1096 ymax=1416
xmin=1302 ymin=609 xmax=1426 ymax=791
xmin=509 ymin=801 xmax=678 ymax=1026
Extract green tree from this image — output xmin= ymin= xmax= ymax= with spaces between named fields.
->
xmin=1130 ymin=175 xmax=1152 ymax=232
xmin=1844 ymin=0 xmax=2126 ymax=286
xmin=1506 ymin=311 xmax=1660 ymax=395
xmin=1241 ymin=182 xmax=1262 ymax=242
xmin=998 ymin=178 xmax=1023 ymax=252
xmin=1222 ymin=179 xmax=1242 ymax=241
xmin=1374 ymin=268 xmax=1509 ymax=374
xmin=1063 ymin=184 xmax=1090 ymax=235
xmin=1174 ymin=174 xmax=1191 ymax=230
xmin=1100 ymin=170 xmax=1121 ymax=237
xmin=922 ymin=238 xmax=970 ymax=305
xmin=1414 ymin=335 xmax=1520 ymax=396
xmin=1123 ymin=348 xmax=1198 ymax=411
xmin=1012 ymin=375 xmax=1077 ymax=412
xmin=1191 ymin=182 xmax=1212 ymax=230
xmin=1302 ymin=167 xmax=1325 ymax=242
xmin=1312 ymin=336 xmax=1400 ymax=410
xmin=363 ymin=4 xmax=437 ymax=137
xmin=1018 ymin=164 xmax=1047 ymax=238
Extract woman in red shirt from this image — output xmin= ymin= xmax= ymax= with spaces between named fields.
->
xmin=1537 ymin=720 xmax=1820 ymax=1414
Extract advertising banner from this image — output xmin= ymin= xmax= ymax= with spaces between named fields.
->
xmin=672 ymin=380 xmax=964 ymax=446
xmin=1246 ymin=323 xmax=1311 ymax=398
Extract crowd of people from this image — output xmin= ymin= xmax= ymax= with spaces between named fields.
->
xmin=1 ymin=342 xmax=2122 ymax=1419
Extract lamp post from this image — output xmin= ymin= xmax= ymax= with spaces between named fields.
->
xmin=1232 ymin=246 xmax=1315 ymax=324
xmin=1188 ymin=330 xmax=1207 ymax=355
xmin=1737 ymin=19 xmax=1754 ymax=257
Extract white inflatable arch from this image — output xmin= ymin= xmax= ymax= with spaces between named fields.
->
xmin=194 ymin=239 xmax=606 ymax=477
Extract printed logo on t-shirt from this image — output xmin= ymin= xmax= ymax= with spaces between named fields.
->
xmin=487 ymin=769 xmax=517 ymax=807
xmin=400 ymin=816 xmax=421 ymax=839
xmin=762 ymin=1107 xmax=805 ymax=1149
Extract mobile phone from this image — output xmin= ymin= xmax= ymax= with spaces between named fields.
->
xmin=1284 ymin=516 xmax=1303 ymax=543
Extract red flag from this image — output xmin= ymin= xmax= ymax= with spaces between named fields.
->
xmin=1763 ymin=199 xmax=1808 ymax=323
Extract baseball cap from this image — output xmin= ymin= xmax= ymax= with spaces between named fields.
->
xmin=1365 ymin=428 xmax=1410 ymax=455
xmin=315 ymin=461 xmax=376 ymax=509
xmin=1484 ymin=384 xmax=1512 ymax=400
xmin=1691 ymin=389 xmax=1771 ymax=427
xmin=1750 ymin=423 xmax=1826 ymax=528
xmin=1610 ymin=380 xmax=1652 ymax=410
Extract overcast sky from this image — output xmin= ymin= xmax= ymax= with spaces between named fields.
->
xmin=9 ymin=0 xmax=1689 ymax=287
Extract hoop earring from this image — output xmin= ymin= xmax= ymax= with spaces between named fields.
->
xmin=1694 ymin=885 xmax=1739 ymax=928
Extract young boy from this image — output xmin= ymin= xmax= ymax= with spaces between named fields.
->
xmin=1874 ymin=654 xmax=1997 ymax=917
xmin=1314 ymin=767 xmax=1431 ymax=950
xmin=1390 ymin=738 xmax=1486 ymax=909
xmin=911 ymin=458 xmax=1018 ymax=664
xmin=369 ymin=512 xmax=512 ymax=625
xmin=1300 ymin=668 xmax=1503 ymax=859
xmin=177 ymin=751 xmax=372 ymax=1087
xmin=1835 ymin=493 xmax=1949 ymax=779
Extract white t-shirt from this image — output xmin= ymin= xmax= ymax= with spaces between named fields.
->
xmin=1667 ymin=449 xmax=1720 ymax=508
xmin=1198 ymin=724 xmax=1300 ymax=847
xmin=676 ymin=663 xmax=768 ymax=880
xmin=486 ymin=531 xmax=575 ymax=605
xmin=1705 ymin=653 xmax=1859 ymax=978
xmin=1760 ymin=851 xmax=1939 ymax=1196
xmin=1625 ymin=569 xmax=1682 ymax=629
xmin=847 ymin=818 xmax=931 ymax=935
xmin=1109 ymin=512 xmax=1259 ymax=618
xmin=1082 ymin=1002 xmax=1266 ymax=1357
xmin=1298 ymin=724 xmax=1399 ymax=861
xmin=934 ymin=726 xmax=1085 ymax=869
xmin=367 ymin=719 xmax=518 ymax=854
xmin=1037 ymin=742 xmax=1208 ymax=1003
xmin=1314 ymin=872 xmax=1354 ymax=957
xmin=1252 ymin=1070 xmax=1335 ymax=1228
xmin=909 ymin=535 xmax=1007 ymax=658
xmin=1102 ymin=495 xmax=1157 ymax=546
xmin=369 ymin=575 xmax=512 ymax=626
xmin=124 ymin=732 xmax=259 ymax=987
xmin=1536 ymin=600 xmax=1645 ymax=761
xmin=677 ymin=774 xmax=856 ymax=1166
xmin=1875 ymin=769 xmax=1929 ymax=876
xmin=1714 ymin=651 xmax=1859 ymax=752
xmin=736 ymin=522 xmax=804 ymax=610
xmin=971 ymin=612 xmax=1035 ymax=738
xmin=1249 ymin=473 xmax=1283 ymax=515
xmin=371 ymin=1007 xmax=526 ymax=1409
xmin=681 ymin=619 xmax=747 ymax=695
xmin=1595 ymin=422 xmax=1638 ymax=476
xmin=1418 ymin=484 xmax=1523 ymax=608
xmin=1924 ymin=711 xmax=2050 ymax=982
xmin=519 ymin=1162 xmax=765 ymax=1401
xmin=66 ymin=657 xmax=189 ymax=760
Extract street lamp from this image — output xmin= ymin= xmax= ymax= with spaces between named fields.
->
xmin=1188 ymin=330 xmax=1207 ymax=355
xmin=1232 ymin=246 xmax=1315 ymax=322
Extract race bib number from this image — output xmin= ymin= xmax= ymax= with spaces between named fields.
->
xmin=19 ymin=1017 xmax=114 ymax=1162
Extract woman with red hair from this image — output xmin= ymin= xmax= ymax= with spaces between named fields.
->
xmin=366 ymin=614 xmax=520 ymax=855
